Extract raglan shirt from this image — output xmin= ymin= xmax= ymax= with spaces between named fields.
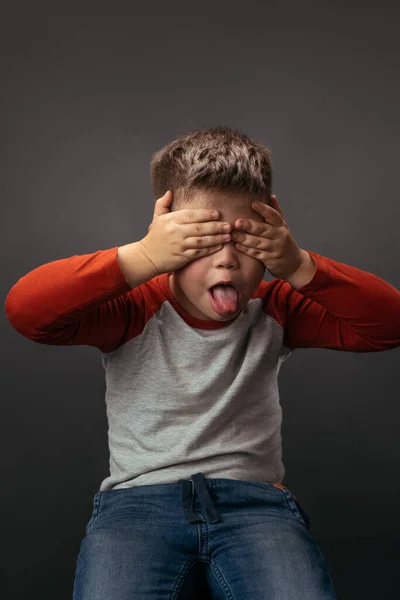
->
xmin=5 ymin=247 xmax=400 ymax=491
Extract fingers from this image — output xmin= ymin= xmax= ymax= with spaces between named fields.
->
xmin=186 ymin=230 xmax=232 ymax=250
xmin=176 ymin=207 xmax=220 ymax=223
xmin=234 ymin=217 xmax=282 ymax=240
xmin=250 ymin=198 xmax=285 ymax=226
xmin=173 ymin=207 xmax=231 ymax=248
xmin=163 ymin=201 xmax=234 ymax=252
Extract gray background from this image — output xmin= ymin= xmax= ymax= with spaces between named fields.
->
xmin=1 ymin=2 xmax=400 ymax=598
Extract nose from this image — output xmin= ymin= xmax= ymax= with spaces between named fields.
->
xmin=214 ymin=239 xmax=240 ymax=267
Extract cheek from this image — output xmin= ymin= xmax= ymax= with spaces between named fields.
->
xmin=243 ymin=255 xmax=265 ymax=277
xmin=176 ymin=258 xmax=208 ymax=289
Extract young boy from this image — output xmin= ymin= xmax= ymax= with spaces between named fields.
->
xmin=5 ymin=126 xmax=400 ymax=600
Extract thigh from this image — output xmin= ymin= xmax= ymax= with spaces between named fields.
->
xmin=205 ymin=487 xmax=337 ymax=600
xmin=72 ymin=490 xmax=202 ymax=600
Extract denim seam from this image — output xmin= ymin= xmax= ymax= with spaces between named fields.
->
xmin=86 ymin=491 xmax=103 ymax=534
xmin=170 ymin=556 xmax=199 ymax=600
xmin=276 ymin=488 xmax=308 ymax=527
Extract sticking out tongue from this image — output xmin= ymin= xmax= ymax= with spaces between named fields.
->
xmin=210 ymin=284 xmax=239 ymax=315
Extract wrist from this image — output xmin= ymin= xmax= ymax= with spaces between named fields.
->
xmin=117 ymin=241 xmax=160 ymax=288
xmin=286 ymin=250 xmax=317 ymax=290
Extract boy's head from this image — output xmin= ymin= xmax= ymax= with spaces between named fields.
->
xmin=150 ymin=125 xmax=273 ymax=324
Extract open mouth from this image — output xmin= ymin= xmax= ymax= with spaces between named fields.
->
xmin=208 ymin=282 xmax=238 ymax=292
xmin=209 ymin=283 xmax=239 ymax=297
xmin=208 ymin=284 xmax=240 ymax=315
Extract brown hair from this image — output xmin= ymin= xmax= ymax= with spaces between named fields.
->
xmin=150 ymin=125 xmax=273 ymax=209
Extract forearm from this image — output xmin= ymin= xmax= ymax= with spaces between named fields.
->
xmin=117 ymin=241 xmax=159 ymax=289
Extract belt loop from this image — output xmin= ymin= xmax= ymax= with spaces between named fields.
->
xmin=179 ymin=479 xmax=202 ymax=524
xmin=191 ymin=473 xmax=221 ymax=524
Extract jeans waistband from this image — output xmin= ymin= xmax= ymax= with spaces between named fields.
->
xmin=179 ymin=472 xmax=221 ymax=524
xmin=178 ymin=473 xmax=289 ymax=525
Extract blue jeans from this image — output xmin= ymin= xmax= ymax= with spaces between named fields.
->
xmin=73 ymin=473 xmax=337 ymax=599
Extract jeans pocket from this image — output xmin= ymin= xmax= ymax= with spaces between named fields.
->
xmin=277 ymin=487 xmax=311 ymax=530
xmin=85 ymin=491 xmax=103 ymax=534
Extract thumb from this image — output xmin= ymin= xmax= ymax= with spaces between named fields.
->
xmin=269 ymin=194 xmax=284 ymax=219
xmin=153 ymin=190 xmax=173 ymax=219
xmin=148 ymin=191 xmax=173 ymax=233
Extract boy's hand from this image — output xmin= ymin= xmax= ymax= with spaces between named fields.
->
xmin=230 ymin=195 xmax=305 ymax=280
xmin=138 ymin=190 xmax=232 ymax=274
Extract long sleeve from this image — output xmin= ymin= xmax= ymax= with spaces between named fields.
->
xmin=4 ymin=246 xmax=134 ymax=351
xmin=282 ymin=250 xmax=400 ymax=352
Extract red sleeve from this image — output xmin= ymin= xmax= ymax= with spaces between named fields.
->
xmin=4 ymin=246 xmax=141 ymax=353
xmin=282 ymin=250 xmax=400 ymax=352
